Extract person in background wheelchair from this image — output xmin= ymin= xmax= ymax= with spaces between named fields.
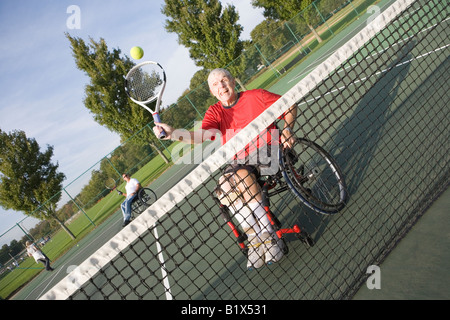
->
xmin=118 ymin=173 xmax=141 ymax=227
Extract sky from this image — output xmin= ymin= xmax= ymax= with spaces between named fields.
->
xmin=0 ymin=0 xmax=264 ymax=245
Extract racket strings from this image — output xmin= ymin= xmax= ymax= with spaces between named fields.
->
xmin=127 ymin=66 xmax=163 ymax=102
xmin=105 ymin=178 xmax=117 ymax=189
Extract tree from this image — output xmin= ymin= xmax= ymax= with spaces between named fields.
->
xmin=65 ymin=34 xmax=169 ymax=163
xmin=251 ymin=0 xmax=323 ymax=43
xmin=250 ymin=19 xmax=294 ymax=66
xmin=0 ymin=129 xmax=75 ymax=239
xmin=161 ymin=69 xmax=219 ymax=130
xmin=162 ymin=0 xmax=248 ymax=88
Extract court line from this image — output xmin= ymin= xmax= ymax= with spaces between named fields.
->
xmin=27 ymin=163 xmax=194 ymax=299
xmin=288 ymin=15 xmax=449 ymax=84
xmin=297 ymin=43 xmax=449 ymax=106
xmin=153 ymin=226 xmax=173 ymax=300
xmin=28 ymin=216 xmax=123 ymax=300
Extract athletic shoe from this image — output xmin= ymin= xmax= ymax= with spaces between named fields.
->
xmin=122 ymin=219 xmax=131 ymax=227
xmin=260 ymin=232 xmax=284 ymax=265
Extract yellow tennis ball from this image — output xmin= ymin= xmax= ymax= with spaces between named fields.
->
xmin=130 ymin=46 xmax=144 ymax=60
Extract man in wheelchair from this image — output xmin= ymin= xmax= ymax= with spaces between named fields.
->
xmin=153 ymin=68 xmax=297 ymax=270
xmin=118 ymin=173 xmax=141 ymax=227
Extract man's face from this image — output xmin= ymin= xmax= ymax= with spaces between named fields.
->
xmin=208 ymin=72 xmax=236 ymax=106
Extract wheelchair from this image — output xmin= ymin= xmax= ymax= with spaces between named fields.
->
xmin=130 ymin=187 xmax=158 ymax=217
xmin=213 ymin=136 xmax=348 ymax=257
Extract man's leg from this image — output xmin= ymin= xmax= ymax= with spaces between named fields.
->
xmin=234 ymin=168 xmax=284 ymax=265
xmin=228 ymin=200 xmax=266 ymax=270
xmin=218 ymin=171 xmax=265 ymax=270
xmin=234 ymin=168 xmax=274 ymax=235
xmin=121 ymin=197 xmax=134 ymax=226
xmin=37 ymin=257 xmax=54 ymax=271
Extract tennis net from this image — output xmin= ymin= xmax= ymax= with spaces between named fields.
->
xmin=41 ymin=0 xmax=449 ymax=300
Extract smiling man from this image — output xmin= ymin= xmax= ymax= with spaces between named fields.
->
xmin=153 ymin=68 xmax=297 ymax=270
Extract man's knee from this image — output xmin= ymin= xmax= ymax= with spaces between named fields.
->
xmin=235 ymin=168 xmax=257 ymax=182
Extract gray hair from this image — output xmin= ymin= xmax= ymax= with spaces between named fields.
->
xmin=207 ymin=68 xmax=234 ymax=85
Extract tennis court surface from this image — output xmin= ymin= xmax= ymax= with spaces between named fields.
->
xmin=29 ymin=0 xmax=448 ymax=301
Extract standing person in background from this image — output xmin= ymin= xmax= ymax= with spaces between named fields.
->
xmin=26 ymin=241 xmax=54 ymax=271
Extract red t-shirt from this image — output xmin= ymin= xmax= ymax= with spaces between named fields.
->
xmin=201 ymin=89 xmax=282 ymax=157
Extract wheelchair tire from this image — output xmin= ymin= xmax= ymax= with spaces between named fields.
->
xmin=138 ymin=187 xmax=157 ymax=206
xmin=280 ymin=138 xmax=348 ymax=215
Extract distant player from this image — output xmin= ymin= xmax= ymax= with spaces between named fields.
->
xmin=119 ymin=173 xmax=141 ymax=227
xmin=153 ymin=68 xmax=297 ymax=270
xmin=26 ymin=241 xmax=54 ymax=271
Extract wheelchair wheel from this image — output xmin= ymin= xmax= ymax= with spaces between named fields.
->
xmin=280 ymin=138 xmax=348 ymax=215
xmin=138 ymin=188 xmax=157 ymax=206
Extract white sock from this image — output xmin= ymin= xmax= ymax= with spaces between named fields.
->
xmin=228 ymin=200 xmax=261 ymax=240
xmin=247 ymin=201 xmax=274 ymax=236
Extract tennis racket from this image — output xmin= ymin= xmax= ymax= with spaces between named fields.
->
xmin=125 ymin=61 xmax=167 ymax=139
xmin=105 ymin=178 xmax=122 ymax=195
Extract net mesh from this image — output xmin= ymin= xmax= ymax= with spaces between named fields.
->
xmin=41 ymin=0 xmax=449 ymax=300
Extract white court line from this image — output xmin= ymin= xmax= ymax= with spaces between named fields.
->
xmin=288 ymin=15 xmax=450 ymax=84
xmin=32 ymin=181 xmax=181 ymax=299
xmin=153 ymin=226 xmax=173 ymax=300
xmin=32 ymin=163 xmax=193 ymax=300
xmin=296 ymin=43 xmax=450 ymax=106
xmin=29 ymin=216 xmax=124 ymax=300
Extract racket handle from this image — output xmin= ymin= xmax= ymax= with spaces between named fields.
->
xmin=153 ymin=113 xmax=167 ymax=139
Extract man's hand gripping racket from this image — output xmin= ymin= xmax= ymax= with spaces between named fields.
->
xmin=125 ymin=61 xmax=167 ymax=139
